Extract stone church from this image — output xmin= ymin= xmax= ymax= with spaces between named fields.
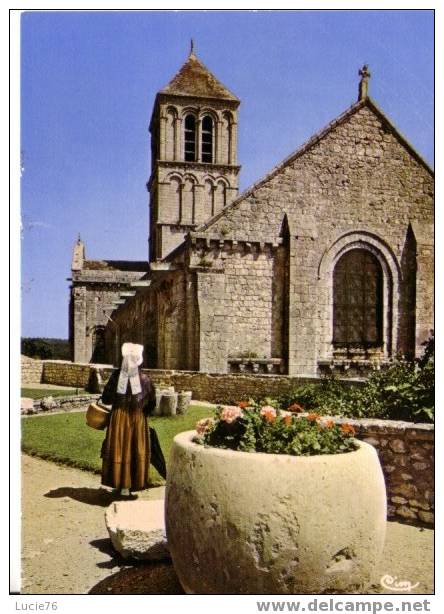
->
xmin=69 ymin=49 xmax=434 ymax=377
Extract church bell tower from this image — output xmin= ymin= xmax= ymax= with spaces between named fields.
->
xmin=147 ymin=43 xmax=241 ymax=261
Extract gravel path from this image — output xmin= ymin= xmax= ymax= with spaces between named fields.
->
xmin=21 ymin=454 xmax=434 ymax=595
xmin=21 ymin=454 xmax=165 ymax=594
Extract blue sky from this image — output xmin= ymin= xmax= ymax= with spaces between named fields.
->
xmin=20 ymin=9 xmax=434 ymax=338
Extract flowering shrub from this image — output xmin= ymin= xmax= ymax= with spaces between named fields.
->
xmin=194 ymin=402 xmax=358 ymax=456
xmin=275 ymin=333 xmax=435 ymax=424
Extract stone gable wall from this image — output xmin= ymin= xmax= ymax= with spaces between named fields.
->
xmin=190 ymin=104 xmax=433 ymax=374
xmin=207 ymin=106 xmax=433 ymax=245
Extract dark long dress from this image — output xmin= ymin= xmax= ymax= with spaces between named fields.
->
xmin=100 ymin=369 xmax=156 ymax=491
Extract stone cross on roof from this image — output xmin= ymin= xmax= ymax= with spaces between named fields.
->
xmin=358 ymin=64 xmax=371 ymax=101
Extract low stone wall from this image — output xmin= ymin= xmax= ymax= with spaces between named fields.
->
xmin=38 ymin=361 xmax=434 ymax=526
xmin=40 ymin=361 xmax=362 ymax=399
xmin=42 ymin=361 xmax=114 ymax=389
xmin=336 ymin=417 xmax=434 ymax=527
xmin=21 ymin=356 xmax=44 ymax=384
xmin=21 ymin=393 xmax=101 ymax=415
xmin=144 ymin=370 xmax=337 ymax=403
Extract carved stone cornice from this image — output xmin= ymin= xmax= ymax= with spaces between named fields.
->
xmin=156 ymin=93 xmax=240 ymax=111
xmin=147 ymin=160 xmax=241 ymax=190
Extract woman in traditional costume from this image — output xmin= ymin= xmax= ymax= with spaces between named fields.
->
xmin=100 ymin=342 xmax=160 ymax=496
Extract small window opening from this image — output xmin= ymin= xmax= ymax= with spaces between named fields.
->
xmin=184 ymin=115 xmax=196 ymax=162
xmin=201 ymin=116 xmax=213 ymax=163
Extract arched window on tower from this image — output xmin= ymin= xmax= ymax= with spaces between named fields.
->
xmin=182 ymin=177 xmax=196 ymax=224
xmin=214 ymin=180 xmax=227 ymax=213
xmin=184 ymin=115 xmax=196 ymax=161
xmin=333 ymin=249 xmax=383 ymax=349
xmin=201 ymin=115 xmax=214 ymax=163
xmin=204 ymin=179 xmax=215 ymax=217
xmin=165 ymin=108 xmax=177 ymax=161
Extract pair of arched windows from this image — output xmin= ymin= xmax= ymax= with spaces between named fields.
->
xmin=184 ymin=115 xmax=214 ymax=163
xmin=333 ymin=249 xmax=383 ymax=348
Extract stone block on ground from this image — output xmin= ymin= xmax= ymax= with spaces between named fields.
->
xmin=154 ymin=387 xmax=175 ymax=416
xmin=177 ymin=391 xmax=192 ymax=415
xmin=159 ymin=391 xmax=178 ymax=416
xmin=105 ymin=499 xmax=169 ymax=561
xmin=21 ymin=398 xmax=35 ymax=414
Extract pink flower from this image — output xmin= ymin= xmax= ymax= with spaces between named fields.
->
xmin=260 ymin=406 xmax=277 ymax=423
xmin=220 ymin=405 xmax=244 ymax=424
xmin=196 ymin=417 xmax=215 ymax=434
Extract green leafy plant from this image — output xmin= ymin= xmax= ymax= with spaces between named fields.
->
xmin=194 ymin=403 xmax=358 ymax=456
xmin=274 ymin=333 xmax=434 ymax=423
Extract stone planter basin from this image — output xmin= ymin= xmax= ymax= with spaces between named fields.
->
xmin=166 ymin=431 xmax=387 ymax=594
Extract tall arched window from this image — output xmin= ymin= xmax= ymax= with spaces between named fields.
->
xmin=165 ymin=108 xmax=177 ymax=161
xmin=333 ymin=249 xmax=383 ymax=348
xmin=182 ymin=177 xmax=196 ymax=224
xmin=214 ymin=180 xmax=227 ymax=213
xmin=201 ymin=115 xmax=214 ymax=163
xmin=204 ymin=179 xmax=215 ymax=216
xmin=184 ymin=115 xmax=196 ymax=161
xmin=222 ymin=111 xmax=233 ymax=164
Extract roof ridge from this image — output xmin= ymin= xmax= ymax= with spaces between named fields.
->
xmin=196 ymin=97 xmax=433 ymax=234
xmin=197 ymin=99 xmax=366 ymax=232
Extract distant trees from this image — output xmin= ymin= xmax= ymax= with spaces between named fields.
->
xmin=21 ymin=338 xmax=71 ymax=360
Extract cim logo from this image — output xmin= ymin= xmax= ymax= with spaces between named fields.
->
xmin=380 ymin=574 xmax=420 ymax=592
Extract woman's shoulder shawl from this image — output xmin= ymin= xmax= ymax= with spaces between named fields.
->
xmin=101 ymin=369 xmax=120 ymax=405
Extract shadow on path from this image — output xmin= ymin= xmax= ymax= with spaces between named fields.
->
xmin=44 ymin=486 xmax=125 ymax=507
xmin=88 ymin=538 xmax=127 ymax=569
xmin=88 ymin=561 xmax=185 ymax=594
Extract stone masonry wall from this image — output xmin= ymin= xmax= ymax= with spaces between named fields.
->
xmin=42 ymin=361 xmax=114 ymax=389
xmin=202 ymin=102 xmax=434 ymax=374
xmin=71 ymin=265 xmax=149 ymax=364
xmin=41 ymin=360 xmax=353 ymax=399
xmin=21 ymin=356 xmax=44 ymax=384
xmin=190 ymin=242 xmax=287 ymax=372
xmin=336 ymin=417 xmax=434 ymax=526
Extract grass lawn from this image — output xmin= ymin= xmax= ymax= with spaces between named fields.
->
xmin=21 ymin=388 xmax=88 ymax=399
xmin=21 ymin=404 xmax=215 ymax=483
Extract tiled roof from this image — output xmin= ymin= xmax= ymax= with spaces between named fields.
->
xmin=160 ymin=52 xmax=239 ymax=101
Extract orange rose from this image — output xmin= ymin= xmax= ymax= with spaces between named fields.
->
xmin=260 ymin=406 xmax=277 ymax=423
xmin=341 ymin=423 xmax=356 ymax=436
xmin=307 ymin=412 xmax=320 ymax=422
xmin=238 ymin=401 xmax=249 ymax=409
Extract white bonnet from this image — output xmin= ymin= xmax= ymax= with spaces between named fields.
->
xmin=121 ymin=342 xmax=144 ymax=365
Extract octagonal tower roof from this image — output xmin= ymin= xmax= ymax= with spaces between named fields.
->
xmin=159 ymin=47 xmax=239 ymax=102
